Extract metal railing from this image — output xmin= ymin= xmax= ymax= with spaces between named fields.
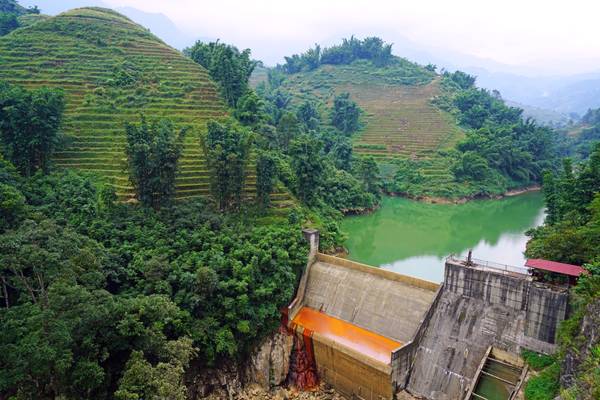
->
xmin=447 ymin=254 xmax=532 ymax=276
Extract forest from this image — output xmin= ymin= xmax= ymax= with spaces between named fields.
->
xmin=524 ymin=144 xmax=600 ymax=399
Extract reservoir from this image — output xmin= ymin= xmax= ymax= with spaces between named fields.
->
xmin=341 ymin=192 xmax=545 ymax=282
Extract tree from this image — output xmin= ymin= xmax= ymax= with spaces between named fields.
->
xmin=289 ymin=134 xmax=324 ymax=203
xmin=0 ymin=182 xmax=25 ymax=232
xmin=202 ymin=119 xmax=252 ymax=211
xmin=452 ymin=151 xmax=492 ymax=181
xmin=256 ymin=151 xmax=277 ymax=210
xmin=187 ymin=40 xmax=256 ymax=107
xmin=115 ymin=338 xmax=196 ymax=400
xmin=276 ymin=112 xmax=301 ymax=151
xmin=0 ymin=12 xmax=19 ymax=36
xmin=331 ymin=92 xmax=360 ymax=134
xmin=330 ymin=138 xmax=353 ymax=171
xmin=0 ymin=83 xmax=65 ymax=176
xmin=355 ymin=156 xmax=381 ymax=195
xmin=233 ymin=90 xmax=265 ymax=126
xmin=296 ymin=101 xmax=320 ymax=131
xmin=125 ymin=116 xmax=186 ymax=209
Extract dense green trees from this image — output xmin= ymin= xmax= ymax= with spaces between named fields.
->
xmin=202 ymin=119 xmax=252 ymax=211
xmin=0 ymin=162 xmax=309 ymax=398
xmin=0 ymin=12 xmax=19 ymax=35
xmin=525 ymin=144 xmax=600 ymax=399
xmin=331 ymin=92 xmax=361 ymax=134
xmin=282 ymin=36 xmax=393 ymax=73
xmin=415 ymin=71 xmax=559 ymax=197
xmin=0 ymin=0 xmax=39 ymax=36
xmin=296 ymin=101 xmax=320 ymax=131
xmin=0 ymin=82 xmax=65 ymax=176
xmin=187 ymin=40 xmax=256 ymax=107
xmin=125 ymin=117 xmax=185 ymax=209
xmin=288 ymin=134 xmax=324 ymax=203
xmin=256 ymin=151 xmax=277 ymax=209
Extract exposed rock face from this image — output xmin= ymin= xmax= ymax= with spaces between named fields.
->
xmin=186 ymin=330 xmax=294 ymax=399
xmin=560 ymin=298 xmax=600 ymax=391
xmin=245 ymin=330 xmax=294 ymax=389
xmin=187 ymin=361 xmax=244 ymax=399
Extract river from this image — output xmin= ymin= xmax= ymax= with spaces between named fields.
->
xmin=341 ymin=192 xmax=545 ymax=283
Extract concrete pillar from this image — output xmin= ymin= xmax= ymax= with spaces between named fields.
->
xmin=302 ymin=228 xmax=320 ymax=255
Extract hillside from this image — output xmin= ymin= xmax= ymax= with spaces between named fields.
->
xmin=269 ymin=59 xmax=466 ymax=196
xmin=0 ymin=7 xmax=282 ymax=203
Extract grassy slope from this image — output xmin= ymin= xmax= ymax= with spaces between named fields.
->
xmin=0 ymin=7 xmax=293 ymax=208
xmin=277 ymin=61 xmax=465 ymax=191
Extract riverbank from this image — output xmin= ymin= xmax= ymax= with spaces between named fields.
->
xmin=385 ymin=185 xmax=541 ymax=205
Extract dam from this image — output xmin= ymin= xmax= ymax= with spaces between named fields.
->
xmin=288 ymin=229 xmax=571 ymax=400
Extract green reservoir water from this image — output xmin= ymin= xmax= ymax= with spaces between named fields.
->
xmin=341 ymin=192 xmax=545 ymax=283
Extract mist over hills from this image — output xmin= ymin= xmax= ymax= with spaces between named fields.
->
xmin=18 ymin=0 xmax=600 ymax=120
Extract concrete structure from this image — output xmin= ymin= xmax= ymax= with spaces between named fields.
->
xmin=288 ymin=230 xmax=438 ymax=400
xmin=288 ymin=233 xmax=569 ymax=400
xmin=405 ymin=258 xmax=569 ymax=400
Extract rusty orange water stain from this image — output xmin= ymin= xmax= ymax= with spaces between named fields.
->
xmin=292 ymin=307 xmax=401 ymax=364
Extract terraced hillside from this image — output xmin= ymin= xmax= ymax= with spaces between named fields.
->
xmin=0 ymin=7 xmax=293 ymax=206
xmin=279 ymin=63 xmax=464 ymax=162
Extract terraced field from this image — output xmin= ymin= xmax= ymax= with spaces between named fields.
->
xmin=0 ymin=7 xmax=294 ymax=208
xmin=343 ymin=79 xmax=463 ymax=160
xmin=273 ymin=62 xmax=465 ymax=193
xmin=281 ymin=63 xmax=463 ymax=161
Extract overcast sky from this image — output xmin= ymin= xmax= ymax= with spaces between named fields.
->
xmin=25 ymin=0 xmax=600 ymax=75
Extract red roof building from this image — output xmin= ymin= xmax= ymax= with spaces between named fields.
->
xmin=525 ymin=259 xmax=586 ymax=277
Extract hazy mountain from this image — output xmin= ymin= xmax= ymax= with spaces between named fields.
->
xmin=19 ymin=0 xmax=600 ymax=115
xmin=113 ymin=6 xmax=213 ymax=50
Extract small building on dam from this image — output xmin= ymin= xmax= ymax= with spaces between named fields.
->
xmin=287 ymin=230 xmax=571 ymax=400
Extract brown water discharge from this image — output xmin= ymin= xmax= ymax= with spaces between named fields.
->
xmin=287 ymin=326 xmax=319 ymax=390
xmin=292 ymin=307 xmax=402 ymax=364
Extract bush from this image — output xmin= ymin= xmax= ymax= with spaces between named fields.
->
xmin=524 ymin=362 xmax=560 ymax=400
xmin=522 ymin=350 xmax=555 ymax=371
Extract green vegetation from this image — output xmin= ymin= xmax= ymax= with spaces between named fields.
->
xmin=186 ymin=40 xmax=256 ymax=107
xmin=0 ymin=82 xmax=65 ymax=176
xmin=262 ymin=40 xmax=560 ymax=200
xmin=0 ymin=162 xmax=310 ymax=399
xmin=524 ymin=362 xmax=561 ymax=400
xmin=526 ymin=144 xmax=600 ymax=399
xmin=331 ymin=92 xmax=360 ymax=134
xmin=0 ymin=7 xmax=239 ymax=202
xmin=281 ymin=36 xmax=394 ymax=73
xmin=522 ymin=350 xmax=556 ymax=371
xmin=562 ymin=107 xmax=600 ymax=160
xmin=0 ymin=0 xmax=39 ymax=36
xmin=125 ymin=116 xmax=186 ymax=209
xmin=202 ymin=119 xmax=252 ymax=211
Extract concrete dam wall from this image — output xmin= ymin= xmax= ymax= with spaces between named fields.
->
xmin=405 ymin=260 xmax=569 ymax=400
xmin=287 ymin=231 xmax=569 ymax=400
xmin=288 ymin=230 xmax=439 ymax=400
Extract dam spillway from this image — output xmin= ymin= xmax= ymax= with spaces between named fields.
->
xmin=292 ymin=307 xmax=402 ymax=364
xmin=288 ymin=230 xmax=439 ymax=399
xmin=288 ymin=230 xmax=570 ymax=400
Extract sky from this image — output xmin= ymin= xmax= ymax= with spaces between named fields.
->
xmin=22 ymin=0 xmax=600 ymax=76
